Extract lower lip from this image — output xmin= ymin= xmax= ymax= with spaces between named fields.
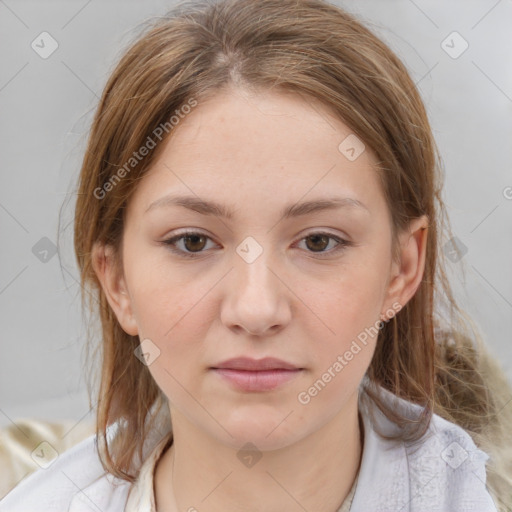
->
xmin=211 ymin=368 xmax=303 ymax=391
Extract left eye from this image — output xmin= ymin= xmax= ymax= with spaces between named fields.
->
xmin=296 ymin=232 xmax=349 ymax=254
xmin=161 ymin=231 xmax=350 ymax=258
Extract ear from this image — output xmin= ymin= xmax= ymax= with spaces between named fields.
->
xmin=381 ymin=215 xmax=429 ymax=318
xmin=91 ymin=242 xmax=139 ymax=336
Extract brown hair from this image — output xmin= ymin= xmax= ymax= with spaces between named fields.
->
xmin=72 ymin=0 xmax=512 ymax=508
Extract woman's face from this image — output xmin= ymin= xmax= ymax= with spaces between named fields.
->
xmin=98 ymin=86 xmax=424 ymax=450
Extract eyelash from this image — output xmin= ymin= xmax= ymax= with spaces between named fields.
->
xmin=161 ymin=230 xmax=352 ymax=259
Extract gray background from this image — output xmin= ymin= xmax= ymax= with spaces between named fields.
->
xmin=1 ymin=0 xmax=511 ymax=429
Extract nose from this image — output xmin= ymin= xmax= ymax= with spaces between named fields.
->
xmin=220 ymin=249 xmax=292 ymax=337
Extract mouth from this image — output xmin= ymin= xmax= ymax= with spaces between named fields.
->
xmin=211 ymin=356 xmax=303 ymax=371
xmin=210 ymin=357 xmax=304 ymax=392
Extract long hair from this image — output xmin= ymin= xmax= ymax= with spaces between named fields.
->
xmin=72 ymin=0 xmax=512 ymax=508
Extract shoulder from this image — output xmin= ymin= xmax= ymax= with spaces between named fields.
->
xmin=406 ymin=409 xmax=496 ymax=511
xmin=352 ymin=383 xmax=498 ymax=511
xmin=0 ymin=431 xmax=131 ymax=512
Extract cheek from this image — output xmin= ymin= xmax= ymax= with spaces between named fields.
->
xmin=131 ymin=279 xmax=213 ymax=405
xmin=306 ymin=285 xmax=379 ymax=381
xmin=121 ymin=244 xmax=207 ymax=350
xmin=323 ymin=260 xmax=389 ymax=335
xmin=306 ymin=246 xmax=391 ymax=370
xmin=125 ymin=241 xmax=207 ymax=331
xmin=294 ymin=276 xmax=385 ymax=413
xmin=132 ymin=281 xmax=211 ymax=354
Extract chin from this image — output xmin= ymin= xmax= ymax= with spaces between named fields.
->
xmin=210 ymin=413 xmax=307 ymax=452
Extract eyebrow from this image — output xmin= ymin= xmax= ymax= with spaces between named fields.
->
xmin=144 ymin=194 xmax=370 ymax=220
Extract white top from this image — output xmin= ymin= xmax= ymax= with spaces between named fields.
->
xmin=0 ymin=383 xmax=498 ymax=512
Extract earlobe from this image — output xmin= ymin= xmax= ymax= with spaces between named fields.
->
xmin=91 ymin=242 xmax=139 ymax=336
xmin=383 ymin=216 xmax=429 ymax=314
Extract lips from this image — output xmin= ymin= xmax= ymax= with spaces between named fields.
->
xmin=211 ymin=357 xmax=302 ymax=371
xmin=210 ymin=357 xmax=304 ymax=392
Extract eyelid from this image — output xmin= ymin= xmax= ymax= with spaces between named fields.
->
xmin=294 ymin=230 xmax=352 ymax=258
xmin=162 ymin=229 xmax=218 ymax=258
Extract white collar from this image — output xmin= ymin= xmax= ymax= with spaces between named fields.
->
xmin=67 ymin=383 xmax=497 ymax=512
xmin=350 ymin=382 xmax=497 ymax=511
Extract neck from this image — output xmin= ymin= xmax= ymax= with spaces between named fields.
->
xmin=154 ymin=391 xmax=364 ymax=512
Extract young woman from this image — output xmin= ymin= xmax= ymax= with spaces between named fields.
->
xmin=1 ymin=0 xmax=511 ymax=510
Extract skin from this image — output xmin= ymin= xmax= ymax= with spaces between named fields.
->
xmin=93 ymin=85 xmax=428 ymax=512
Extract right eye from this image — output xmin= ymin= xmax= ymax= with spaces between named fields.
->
xmin=161 ymin=231 xmax=218 ymax=258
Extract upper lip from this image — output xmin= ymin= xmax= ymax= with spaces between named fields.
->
xmin=211 ymin=357 xmax=302 ymax=371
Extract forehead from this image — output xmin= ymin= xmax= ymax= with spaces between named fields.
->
xmin=127 ymin=87 xmax=385 ymax=219
xmin=165 ymin=86 xmax=372 ymax=166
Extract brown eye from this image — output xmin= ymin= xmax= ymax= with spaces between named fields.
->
xmin=304 ymin=234 xmax=331 ymax=252
xmin=296 ymin=232 xmax=351 ymax=257
xmin=182 ymin=233 xmax=208 ymax=252
xmin=162 ymin=231 xmax=216 ymax=257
